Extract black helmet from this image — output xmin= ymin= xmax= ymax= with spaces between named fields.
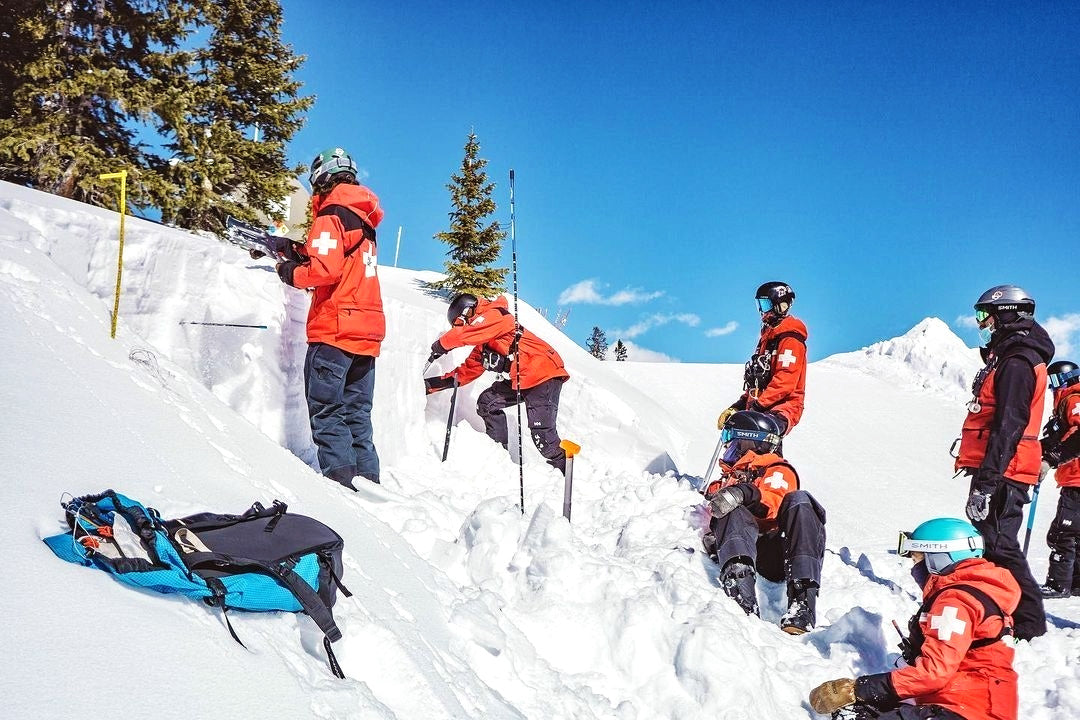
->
xmin=720 ymin=410 xmax=782 ymax=464
xmin=447 ymin=293 xmax=479 ymax=326
xmin=755 ymin=282 xmax=795 ymax=318
xmin=1048 ymin=360 xmax=1080 ymax=391
xmin=973 ymin=285 xmax=1035 ymax=318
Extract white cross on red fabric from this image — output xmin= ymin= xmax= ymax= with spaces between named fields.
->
xmin=930 ymin=605 xmax=967 ymax=642
xmin=777 ymin=348 xmax=797 ymax=368
xmin=312 ymin=231 xmax=337 ymax=256
xmin=1072 ymin=402 xmax=1080 ymax=417
xmin=763 ymin=471 xmax=789 ymax=489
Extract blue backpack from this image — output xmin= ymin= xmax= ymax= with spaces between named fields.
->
xmin=44 ymin=490 xmax=351 ymax=678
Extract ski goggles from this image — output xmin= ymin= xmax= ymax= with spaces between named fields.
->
xmin=1050 ymin=367 xmax=1080 ymax=389
xmin=896 ymin=531 xmax=983 ymax=557
xmin=756 ymin=297 xmax=774 ymax=314
xmin=975 ymin=309 xmax=992 ymax=326
xmin=720 ymin=427 xmax=777 ymax=445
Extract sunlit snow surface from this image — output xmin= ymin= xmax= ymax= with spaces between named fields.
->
xmin=1 ymin=181 xmax=1076 ymax=719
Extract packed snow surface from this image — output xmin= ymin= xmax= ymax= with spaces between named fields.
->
xmin=1 ymin=181 xmax=1076 ymax=719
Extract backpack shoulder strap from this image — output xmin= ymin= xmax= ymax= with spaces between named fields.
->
xmin=765 ymin=330 xmax=807 ymax=351
xmin=315 ymin=203 xmax=376 ymax=256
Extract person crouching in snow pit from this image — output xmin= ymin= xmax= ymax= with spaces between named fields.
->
xmin=1039 ymin=359 xmax=1080 ymax=598
xmin=425 ymin=292 xmax=570 ymax=472
xmin=715 ymin=281 xmax=807 ymax=446
xmin=810 ymin=518 xmax=1019 ymax=720
xmin=701 ymin=410 xmax=826 ymax=634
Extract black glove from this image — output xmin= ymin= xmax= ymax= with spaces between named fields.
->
xmin=249 ymin=248 xmax=266 ymax=260
xmin=707 ymin=483 xmax=758 ymax=518
xmin=283 ymin=239 xmax=304 ymax=263
xmin=424 ymin=376 xmax=455 ymax=395
xmin=965 ymin=470 xmax=997 ymax=522
xmin=276 ymin=260 xmax=299 ymax=286
xmin=429 ymin=339 xmax=448 ymax=360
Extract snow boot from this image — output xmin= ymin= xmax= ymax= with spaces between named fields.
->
xmin=780 ymin=579 xmax=818 ymax=635
xmin=1039 ymin=580 xmax=1071 ymax=599
xmin=720 ymin=560 xmax=759 ymax=616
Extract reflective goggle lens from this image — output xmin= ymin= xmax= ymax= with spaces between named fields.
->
xmin=975 ymin=309 xmax=991 ymax=324
xmin=897 ymin=531 xmax=912 ymax=557
xmin=757 ymin=297 xmax=774 ymax=313
xmin=1050 ymin=368 xmax=1080 ymax=389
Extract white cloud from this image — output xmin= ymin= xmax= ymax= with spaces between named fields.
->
xmin=620 ymin=340 xmax=679 ymax=363
xmin=557 ymin=279 xmax=664 ymax=306
xmin=1043 ymin=313 xmax=1080 ymax=358
xmin=705 ymin=321 xmax=738 ymax=337
xmin=614 ymin=312 xmax=700 ymax=339
xmin=954 ymin=315 xmax=979 ymax=329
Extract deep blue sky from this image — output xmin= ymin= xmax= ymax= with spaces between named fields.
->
xmin=279 ymin=1 xmax=1079 ymax=362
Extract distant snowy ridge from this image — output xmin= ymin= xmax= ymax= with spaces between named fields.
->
xmin=820 ymin=317 xmax=982 ymax=401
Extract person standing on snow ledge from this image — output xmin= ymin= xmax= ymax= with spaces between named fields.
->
xmin=716 ymin=282 xmax=807 ymax=448
xmin=810 ymin=518 xmax=1019 ymax=720
xmin=955 ymin=284 xmax=1052 ymax=640
xmin=275 ymin=147 xmax=385 ymax=490
xmin=425 ymin=292 xmax=570 ymax=472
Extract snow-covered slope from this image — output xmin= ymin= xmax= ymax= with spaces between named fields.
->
xmin=1 ymin=182 xmax=1077 ymax=719
xmin=819 ymin=317 xmax=983 ymax=401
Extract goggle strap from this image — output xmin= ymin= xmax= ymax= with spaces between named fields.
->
xmin=898 ymin=534 xmax=984 ymax=556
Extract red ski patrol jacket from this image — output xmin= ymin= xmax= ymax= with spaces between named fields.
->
xmin=291 ymin=183 xmax=386 ymax=356
xmin=1052 ymin=388 xmax=1080 ymax=488
xmin=955 ymin=320 xmax=1053 ymax=486
xmin=706 ymin=451 xmax=799 ymax=534
xmin=739 ymin=315 xmax=808 ymax=431
xmin=435 ymin=296 xmax=569 ymax=391
xmin=890 ymin=559 xmax=1020 ymax=720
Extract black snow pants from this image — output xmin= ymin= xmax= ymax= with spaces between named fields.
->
xmin=476 ymin=377 xmax=566 ymax=472
xmin=1046 ymin=486 xmax=1080 ymax=592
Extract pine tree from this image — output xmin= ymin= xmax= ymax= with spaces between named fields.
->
xmin=613 ymin=339 xmax=628 ymax=361
xmin=586 ymin=326 xmax=609 ymax=360
xmin=153 ymin=0 xmax=312 ymax=234
xmin=430 ymin=132 xmax=507 ymax=296
xmin=0 ymin=1 xmax=195 ymax=208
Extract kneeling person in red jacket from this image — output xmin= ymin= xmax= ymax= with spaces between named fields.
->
xmin=426 ymin=293 xmax=570 ymax=472
xmin=810 ymin=518 xmax=1020 ymax=720
xmin=703 ymin=410 xmax=826 ymax=634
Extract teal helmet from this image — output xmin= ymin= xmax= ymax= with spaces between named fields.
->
xmin=898 ymin=517 xmax=984 ymax=575
xmin=309 ymin=147 xmax=357 ymax=191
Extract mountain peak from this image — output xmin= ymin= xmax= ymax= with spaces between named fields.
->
xmin=822 ymin=317 xmax=981 ymax=399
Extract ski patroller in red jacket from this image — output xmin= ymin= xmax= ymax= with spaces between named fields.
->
xmin=706 ymin=450 xmax=799 ymax=534
xmin=955 ymin=319 xmax=1054 ymax=486
xmin=888 ymin=559 xmax=1021 ymax=720
xmin=1052 ymin=387 xmax=1080 ymax=488
xmin=435 ymin=295 xmax=569 ymax=391
xmin=736 ymin=315 xmax=808 ymax=431
xmin=290 ymin=183 xmax=386 ymax=356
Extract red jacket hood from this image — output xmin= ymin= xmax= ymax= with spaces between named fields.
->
xmin=311 ymin=182 xmax=384 ymax=229
xmin=925 ymin=558 xmax=1021 ymax=616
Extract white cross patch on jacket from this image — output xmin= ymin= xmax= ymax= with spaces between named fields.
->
xmin=929 ymin=606 xmax=967 ymax=642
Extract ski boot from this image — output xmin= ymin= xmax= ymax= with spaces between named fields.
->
xmin=780 ymin=579 xmax=818 ymax=635
xmin=1039 ymin=580 xmax=1071 ymax=599
xmin=720 ymin=559 xmax=759 ymax=616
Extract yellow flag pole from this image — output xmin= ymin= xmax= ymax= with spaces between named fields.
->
xmin=98 ymin=170 xmax=128 ymax=338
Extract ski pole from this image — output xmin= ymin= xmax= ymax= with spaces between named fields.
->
xmin=560 ymin=439 xmax=581 ymax=521
xmin=180 ymin=321 xmax=268 ymax=329
xmin=441 ymin=375 xmax=459 ymax=462
xmin=1022 ymin=461 xmax=1050 ymax=556
xmin=509 ymin=168 xmax=525 ymax=515
xmin=700 ymin=433 xmax=725 ymax=492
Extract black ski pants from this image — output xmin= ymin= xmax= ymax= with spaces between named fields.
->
xmin=967 ymin=474 xmax=1046 ymax=640
xmin=850 ymin=704 xmax=966 ymax=720
xmin=1046 ymin=486 xmax=1080 ymax=592
xmin=477 ymin=377 xmax=566 ymax=472
xmin=711 ymin=490 xmax=826 ymax=585
xmin=305 ymin=343 xmax=379 ymax=485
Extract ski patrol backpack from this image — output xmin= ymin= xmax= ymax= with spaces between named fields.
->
xmin=43 ymin=490 xmax=351 ymax=678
